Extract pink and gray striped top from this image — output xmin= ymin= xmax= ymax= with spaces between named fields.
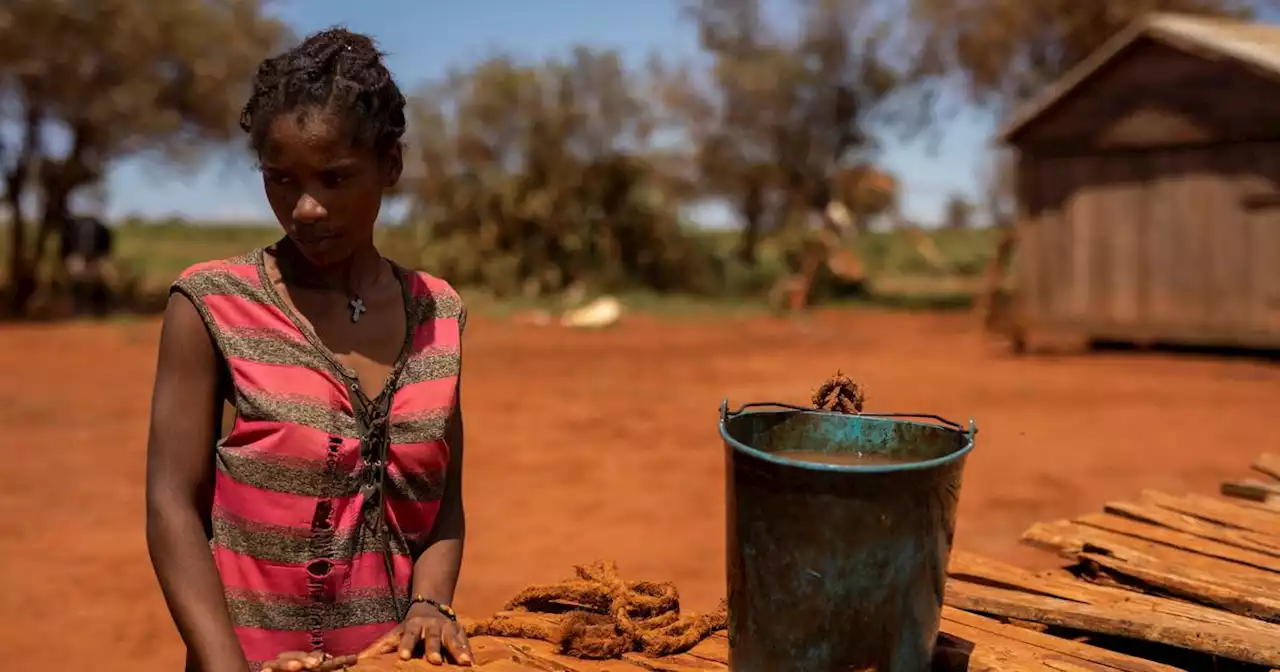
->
xmin=171 ymin=247 xmax=464 ymax=669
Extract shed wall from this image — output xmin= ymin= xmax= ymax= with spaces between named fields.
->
xmin=1017 ymin=144 xmax=1280 ymax=347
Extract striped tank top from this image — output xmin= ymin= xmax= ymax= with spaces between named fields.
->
xmin=171 ymin=247 xmax=465 ymax=668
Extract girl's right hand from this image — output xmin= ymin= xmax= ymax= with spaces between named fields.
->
xmin=261 ymin=651 xmax=356 ymax=672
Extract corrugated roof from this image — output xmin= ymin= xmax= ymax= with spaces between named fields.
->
xmin=997 ymin=13 xmax=1280 ymax=143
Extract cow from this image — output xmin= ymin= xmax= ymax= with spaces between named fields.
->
xmin=59 ymin=214 xmax=114 ymax=316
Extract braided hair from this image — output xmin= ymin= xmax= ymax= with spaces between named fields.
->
xmin=240 ymin=27 xmax=406 ymax=158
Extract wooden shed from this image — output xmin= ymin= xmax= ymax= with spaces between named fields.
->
xmin=1001 ymin=12 xmax=1280 ymax=350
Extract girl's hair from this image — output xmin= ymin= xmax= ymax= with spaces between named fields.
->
xmin=239 ymin=27 xmax=406 ymax=157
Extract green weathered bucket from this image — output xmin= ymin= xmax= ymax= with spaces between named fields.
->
xmin=719 ymin=401 xmax=976 ymax=671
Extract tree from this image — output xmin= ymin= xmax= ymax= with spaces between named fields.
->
xmin=668 ymin=0 xmax=899 ymax=265
xmin=403 ymin=48 xmax=719 ymax=297
xmin=942 ymin=193 xmax=973 ymax=230
xmin=904 ymin=0 xmax=1280 ymax=117
xmin=0 ymin=0 xmax=288 ymax=314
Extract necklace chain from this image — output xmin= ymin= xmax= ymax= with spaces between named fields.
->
xmin=274 ymin=244 xmax=379 ymax=324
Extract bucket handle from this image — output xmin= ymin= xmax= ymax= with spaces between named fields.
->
xmin=720 ymin=400 xmax=976 ymax=437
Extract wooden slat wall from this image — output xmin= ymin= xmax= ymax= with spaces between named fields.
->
xmin=1179 ymin=149 xmax=1213 ymax=332
xmin=1142 ymin=149 xmax=1185 ymax=330
xmin=1241 ymin=143 xmax=1280 ymax=336
xmin=1065 ymin=157 xmax=1093 ymax=321
xmin=1259 ymin=200 xmax=1280 ymax=335
xmin=1216 ymin=146 xmax=1253 ymax=331
xmin=1017 ymin=143 xmax=1280 ymax=348
xmin=1106 ymin=155 xmax=1145 ymax=327
xmin=1013 ymin=157 xmax=1039 ymax=323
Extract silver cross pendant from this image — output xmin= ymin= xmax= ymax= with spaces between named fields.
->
xmin=349 ymin=297 xmax=366 ymax=323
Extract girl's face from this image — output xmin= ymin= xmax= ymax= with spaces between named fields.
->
xmin=258 ymin=109 xmax=401 ymax=267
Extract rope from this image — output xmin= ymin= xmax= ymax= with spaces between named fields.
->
xmin=464 ymin=560 xmax=727 ymax=660
xmin=812 ymin=370 xmax=864 ymax=414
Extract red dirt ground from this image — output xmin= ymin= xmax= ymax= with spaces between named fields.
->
xmin=2 ymin=309 xmax=1278 ymax=671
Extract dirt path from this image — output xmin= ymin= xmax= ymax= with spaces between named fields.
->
xmin=2 ymin=309 xmax=1277 ymax=671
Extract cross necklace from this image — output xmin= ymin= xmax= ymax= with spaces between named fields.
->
xmin=349 ymin=296 xmax=367 ymax=323
xmin=276 ymin=243 xmax=375 ymax=323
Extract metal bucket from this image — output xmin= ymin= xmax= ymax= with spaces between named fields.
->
xmin=719 ymin=401 xmax=976 ymax=672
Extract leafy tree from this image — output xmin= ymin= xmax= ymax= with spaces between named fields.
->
xmin=669 ymin=0 xmax=899 ymax=264
xmin=403 ymin=48 xmax=720 ymax=297
xmin=0 ymin=0 xmax=288 ymax=314
xmin=942 ymin=192 xmax=973 ymax=230
xmin=904 ymin=0 xmax=1280 ymax=116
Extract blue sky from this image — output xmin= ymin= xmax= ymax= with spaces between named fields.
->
xmin=102 ymin=0 xmax=995 ymax=226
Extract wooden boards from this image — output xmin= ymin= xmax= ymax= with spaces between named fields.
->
xmin=349 ymin=455 xmax=1280 ymax=670
xmin=348 ymin=616 xmax=1165 ymax=672
xmin=345 ymin=634 xmax=728 ymax=672
xmin=938 ymin=605 xmax=1179 ymax=672
xmin=1220 ymin=453 xmax=1280 ymax=506
xmin=951 ymin=460 xmax=1280 ymax=668
xmin=1255 ymin=453 xmax=1280 ymax=482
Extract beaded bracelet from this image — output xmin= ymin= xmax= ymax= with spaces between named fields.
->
xmin=410 ymin=595 xmax=458 ymax=622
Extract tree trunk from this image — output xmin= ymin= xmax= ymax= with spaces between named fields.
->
xmin=735 ymin=179 xmax=765 ymax=265
xmin=5 ymin=201 xmax=34 ymax=316
xmin=4 ymin=108 xmax=43 ymax=316
xmin=974 ymin=224 xmax=1018 ymax=331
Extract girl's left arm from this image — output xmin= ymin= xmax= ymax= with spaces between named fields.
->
xmin=411 ymin=393 xmax=466 ymax=605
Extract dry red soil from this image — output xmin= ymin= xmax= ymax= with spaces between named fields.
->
xmin=2 ymin=309 xmax=1277 ymax=671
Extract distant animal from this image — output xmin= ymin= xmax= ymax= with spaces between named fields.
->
xmin=58 ymin=215 xmax=114 ymax=316
xmin=560 ymin=295 xmax=623 ymax=329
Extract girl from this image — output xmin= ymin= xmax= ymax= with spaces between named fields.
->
xmin=145 ymin=28 xmax=473 ymax=671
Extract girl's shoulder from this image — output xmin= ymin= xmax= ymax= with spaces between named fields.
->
xmin=397 ymin=265 xmax=466 ymax=331
xmin=168 ymin=250 xmax=275 ymax=339
xmin=171 ymin=249 xmax=264 ymax=297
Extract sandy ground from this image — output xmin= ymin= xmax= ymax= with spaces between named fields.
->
xmin=2 ymin=308 xmax=1277 ymax=670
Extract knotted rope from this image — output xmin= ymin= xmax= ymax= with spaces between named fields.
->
xmin=465 ymin=560 xmax=727 ymax=660
xmin=813 ymin=370 xmax=864 ymax=414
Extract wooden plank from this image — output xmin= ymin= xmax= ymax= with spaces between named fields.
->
xmin=681 ymin=634 xmax=727 ymax=667
xmin=950 ymin=547 xmax=1280 ymax=663
xmin=1077 ymin=550 xmax=1280 ymax=621
xmin=940 ymin=606 xmax=1182 ymax=672
xmin=937 ymin=624 xmax=1091 ymax=671
xmin=945 ymin=579 xmax=1280 ymax=667
xmin=620 ymin=652 xmax=725 ymax=671
xmin=615 ymin=633 xmax=726 ymax=672
xmin=1140 ymin=490 xmax=1280 ymax=537
xmin=1221 ymin=496 xmax=1280 ymax=515
xmin=952 ymin=547 xmax=1280 ymax=651
xmin=1024 ymin=512 xmax=1280 ymax=622
xmin=949 ymin=551 xmax=1098 ymax=603
xmin=1255 ymin=453 xmax=1280 ymax=482
xmin=347 ymin=636 xmax=571 ymax=671
xmin=1104 ymin=500 xmax=1280 ymax=556
xmin=507 ymin=639 xmax=685 ymax=672
xmin=1073 ymin=512 xmax=1280 ymax=573
xmin=1025 ymin=520 xmax=1280 ymax=597
xmin=494 ymin=640 xmax=640 ymax=670
xmin=1221 ymin=479 xmax=1280 ymax=505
